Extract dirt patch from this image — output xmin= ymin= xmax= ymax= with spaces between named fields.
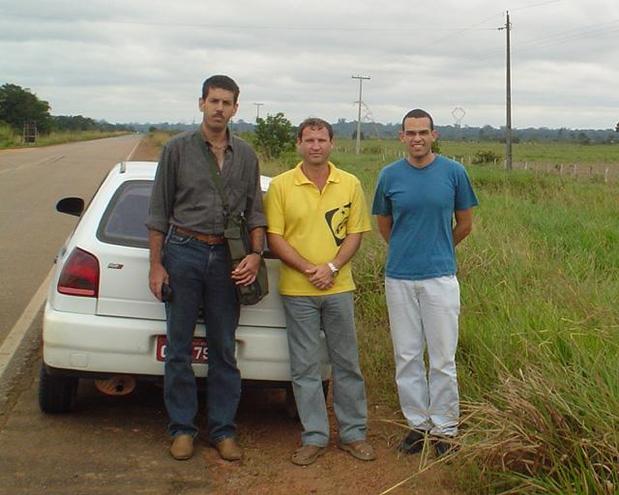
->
xmin=1 ymin=353 xmax=462 ymax=495
xmin=130 ymin=137 xmax=161 ymax=161
xmin=206 ymin=389 xmax=459 ymax=495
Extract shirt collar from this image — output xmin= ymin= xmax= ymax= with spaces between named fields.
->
xmin=292 ymin=161 xmax=340 ymax=186
xmin=200 ymin=126 xmax=235 ymax=152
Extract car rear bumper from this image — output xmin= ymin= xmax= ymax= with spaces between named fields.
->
xmin=42 ymin=302 xmax=331 ymax=382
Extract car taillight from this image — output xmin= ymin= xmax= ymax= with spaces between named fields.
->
xmin=57 ymin=248 xmax=100 ymax=297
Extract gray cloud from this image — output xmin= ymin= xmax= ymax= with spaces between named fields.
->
xmin=1 ymin=0 xmax=617 ymax=128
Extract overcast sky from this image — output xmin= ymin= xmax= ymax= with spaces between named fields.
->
xmin=1 ymin=0 xmax=618 ymax=129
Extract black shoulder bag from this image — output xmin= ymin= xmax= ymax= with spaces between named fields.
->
xmin=193 ymin=131 xmax=268 ymax=305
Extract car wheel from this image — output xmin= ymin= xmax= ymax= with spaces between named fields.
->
xmin=38 ymin=364 xmax=78 ymax=414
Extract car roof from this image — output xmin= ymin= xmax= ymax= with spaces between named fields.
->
xmin=110 ymin=161 xmax=271 ymax=191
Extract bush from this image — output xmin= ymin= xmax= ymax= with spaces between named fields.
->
xmin=254 ymin=112 xmax=295 ymax=159
xmin=473 ymin=150 xmax=502 ymax=164
xmin=0 ymin=121 xmax=17 ymax=147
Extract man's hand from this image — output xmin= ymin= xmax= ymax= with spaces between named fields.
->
xmin=149 ymin=263 xmax=169 ymax=301
xmin=305 ymin=264 xmax=335 ymax=290
xmin=231 ymin=253 xmax=261 ymax=286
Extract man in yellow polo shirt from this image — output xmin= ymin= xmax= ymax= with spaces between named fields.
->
xmin=264 ymin=117 xmax=375 ymax=466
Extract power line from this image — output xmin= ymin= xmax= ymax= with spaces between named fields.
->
xmin=517 ymin=20 xmax=619 ymax=49
xmin=460 ymin=19 xmax=619 ymax=65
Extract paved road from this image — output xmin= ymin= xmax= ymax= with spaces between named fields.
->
xmin=0 ymin=135 xmax=142 ymax=346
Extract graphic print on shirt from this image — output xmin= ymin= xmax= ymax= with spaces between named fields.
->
xmin=325 ymin=203 xmax=351 ymax=246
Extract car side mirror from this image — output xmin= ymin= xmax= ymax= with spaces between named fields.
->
xmin=56 ymin=197 xmax=85 ymax=217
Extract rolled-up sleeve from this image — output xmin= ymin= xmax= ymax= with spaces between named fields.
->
xmin=145 ymin=143 xmax=176 ymax=233
xmin=244 ymin=150 xmax=267 ymax=230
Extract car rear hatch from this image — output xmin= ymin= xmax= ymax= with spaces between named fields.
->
xmin=94 ymin=178 xmax=286 ymax=328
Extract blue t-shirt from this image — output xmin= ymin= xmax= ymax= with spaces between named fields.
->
xmin=372 ymin=155 xmax=478 ymax=281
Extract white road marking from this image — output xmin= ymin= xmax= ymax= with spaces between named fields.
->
xmin=0 ymin=269 xmax=52 ymax=378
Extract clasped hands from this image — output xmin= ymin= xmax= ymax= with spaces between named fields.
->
xmin=305 ymin=263 xmax=336 ymax=290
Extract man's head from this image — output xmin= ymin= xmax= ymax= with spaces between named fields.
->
xmin=297 ymin=117 xmax=334 ymax=141
xmin=199 ymin=75 xmax=240 ymax=132
xmin=401 ymin=108 xmax=434 ymax=130
xmin=296 ymin=118 xmax=334 ymax=167
xmin=399 ymin=108 xmax=438 ymax=166
xmin=202 ymin=75 xmax=240 ymax=103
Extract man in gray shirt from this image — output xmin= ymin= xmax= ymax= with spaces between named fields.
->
xmin=146 ymin=75 xmax=266 ymax=462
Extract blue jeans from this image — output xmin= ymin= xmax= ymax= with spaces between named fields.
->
xmin=282 ymin=292 xmax=368 ymax=447
xmin=163 ymin=232 xmax=240 ymax=443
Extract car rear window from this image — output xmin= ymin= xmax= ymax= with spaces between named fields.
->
xmin=97 ymin=180 xmax=152 ymax=248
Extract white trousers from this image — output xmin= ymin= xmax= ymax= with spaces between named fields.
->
xmin=385 ymin=276 xmax=460 ymax=436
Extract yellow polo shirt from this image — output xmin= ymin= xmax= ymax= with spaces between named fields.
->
xmin=264 ymin=162 xmax=371 ymax=296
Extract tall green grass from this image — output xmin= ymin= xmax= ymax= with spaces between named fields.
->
xmin=0 ymin=127 xmax=130 ymax=148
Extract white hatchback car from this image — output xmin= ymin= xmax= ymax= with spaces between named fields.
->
xmin=40 ymin=161 xmax=330 ymax=413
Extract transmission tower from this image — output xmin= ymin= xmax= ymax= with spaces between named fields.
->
xmin=352 ymin=75 xmax=370 ymax=155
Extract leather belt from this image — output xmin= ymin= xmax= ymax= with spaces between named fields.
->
xmin=174 ymin=227 xmax=225 ymax=245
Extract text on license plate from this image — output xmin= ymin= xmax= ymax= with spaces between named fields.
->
xmin=156 ymin=335 xmax=208 ymax=363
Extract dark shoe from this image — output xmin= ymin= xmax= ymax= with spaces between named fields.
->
xmin=398 ymin=429 xmax=426 ymax=454
xmin=291 ymin=445 xmax=327 ymax=466
xmin=433 ymin=437 xmax=459 ymax=457
xmin=337 ymin=440 xmax=377 ymax=461
xmin=170 ymin=434 xmax=194 ymax=460
xmin=214 ymin=437 xmax=242 ymax=461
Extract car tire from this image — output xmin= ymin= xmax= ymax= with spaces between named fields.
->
xmin=38 ymin=364 xmax=79 ymax=414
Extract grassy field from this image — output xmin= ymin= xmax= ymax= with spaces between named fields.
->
xmin=334 ymin=138 xmax=619 ymax=164
xmin=263 ymin=140 xmax=618 ymax=495
xmin=146 ymin=132 xmax=618 ymax=494
xmin=0 ymin=124 xmax=132 ymax=148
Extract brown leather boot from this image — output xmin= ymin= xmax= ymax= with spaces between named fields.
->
xmin=214 ymin=437 xmax=242 ymax=461
xmin=170 ymin=434 xmax=194 ymax=460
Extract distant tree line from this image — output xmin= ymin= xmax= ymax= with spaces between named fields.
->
xmin=231 ymin=118 xmax=619 ymax=144
xmin=0 ymin=83 xmax=132 ymax=135
xmin=79 ymin=117 xmax=619 ymax=145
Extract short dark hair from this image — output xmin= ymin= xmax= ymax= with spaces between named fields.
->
xmin=401 ymin=108 xmax=434 ymax=130
xmin=297 ymin=117 xmax=333 ymax=140
xmin=201 ymin=75 xmax=240 ymax=103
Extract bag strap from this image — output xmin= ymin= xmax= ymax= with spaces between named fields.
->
xmin=192 ymin=130 xmax=230 ymax=219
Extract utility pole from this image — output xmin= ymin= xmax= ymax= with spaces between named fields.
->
xmin=499 ymin=11 xmax=513 ymax=170
xmin=352 ymin=75 xmax=370 ymax=155
xmin=253 ymin=102 xmax=264 ymax=122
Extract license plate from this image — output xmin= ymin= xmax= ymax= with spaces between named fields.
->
xmin=156 ymin=335 xmax=208 ymax=363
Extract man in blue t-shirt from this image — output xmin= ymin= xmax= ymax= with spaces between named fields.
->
xmin=372 ymin=108 xmax=478 ymax=457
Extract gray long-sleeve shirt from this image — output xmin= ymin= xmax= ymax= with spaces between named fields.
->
xmin=146 ymin=128 xmax=266 ymax=234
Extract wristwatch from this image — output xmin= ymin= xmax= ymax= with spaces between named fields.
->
xmin=251 ymin=249 xmax=263 ymax=256
xmin=327 ymin=262 xmax=339 ymax=276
